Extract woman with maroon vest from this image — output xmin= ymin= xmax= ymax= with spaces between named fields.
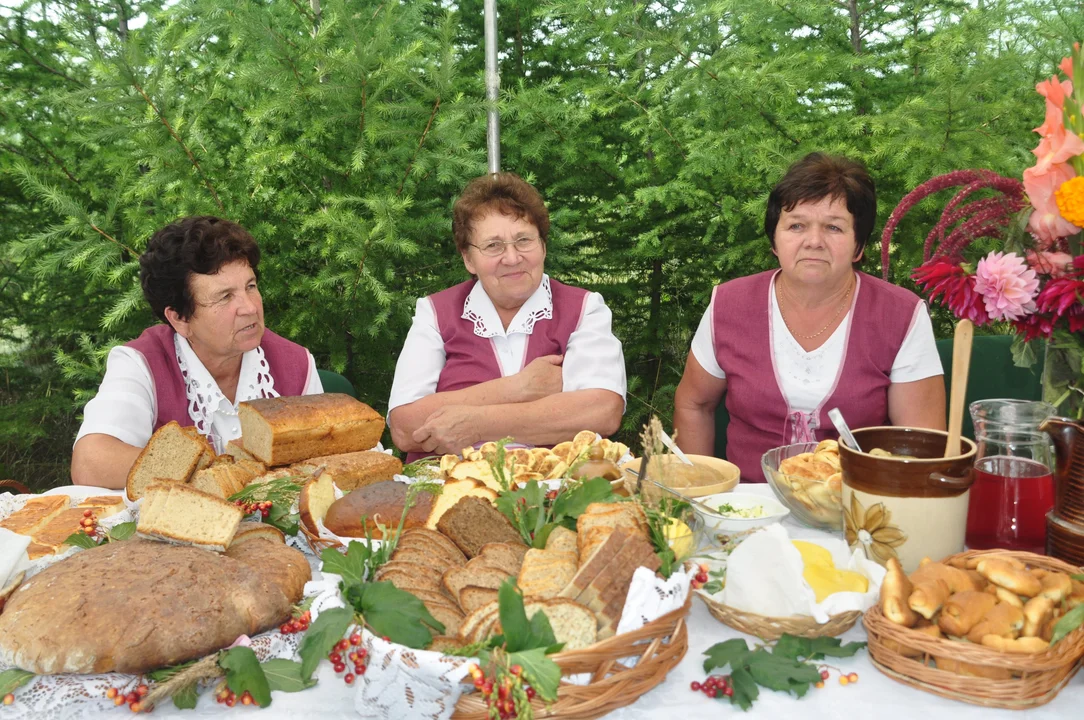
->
xmin=71 ymin=216 xmax=322 ymax=489
xmin=673 ymin=153 xmax=946 ymax=482
xmin=388 ymin=173 xmax=626 ymax=461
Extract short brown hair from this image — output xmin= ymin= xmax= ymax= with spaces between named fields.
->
xmin=764 ymin=153 xmax=877 ymax=259
xmin=452 ymin=172 xmax=550 ymax=253
xmin=139 ymin=216 xmax=261 ymax=321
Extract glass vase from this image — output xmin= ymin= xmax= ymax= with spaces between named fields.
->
xmin=1043 ymin=331 xmax=1084 ymax=421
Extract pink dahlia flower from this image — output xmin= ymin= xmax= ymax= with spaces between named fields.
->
xmin=973 ymin=251 xmax=1040 ymax=322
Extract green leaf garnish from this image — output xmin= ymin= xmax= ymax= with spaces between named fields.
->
xmin=0 ymin=669 xmax=34 ymax=696
xmin=219 ymin=646 xmax=272 ymax=708
xmin=108 ymin=522 xmax=137 ymax=541
xmin=62 ymin=531 xmax=99 ymax=549
xmin=507 ymin=647 xmax=561 ymax=703
xmin=171 ymin=684 xmax=198 ymax=709
xmin=1050 ymin=604 xmax=1084 ymax=645
xmin=343 ymin=581 xmax=444 ymax=649
xmin=297 ymin=607 xmax=354 ymax=681
xmin=320 ymin=541 xmax=371 ymax=586
xmin=261 ymin=659 xmax=318 ymax=693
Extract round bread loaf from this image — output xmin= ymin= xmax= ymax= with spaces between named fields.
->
xmin=0 ymin=539 xmax=308 ymax=674
xmin=323 ymin=480 xmax=433 ymax=538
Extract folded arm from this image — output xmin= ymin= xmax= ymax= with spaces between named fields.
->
xmin=71 ymin=434 xmax=143 ymax=489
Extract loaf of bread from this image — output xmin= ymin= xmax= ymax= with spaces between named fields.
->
xmin=323 ymin=481 xmax=433 ymax=539
xmin=136 ymin=483 xmax=244 ymax=552
xmin=0 ymin=496 xmax=68 ymax=536
xmin=126 ymin=422 xmax=213 ymax=501
xmin=297 ymin=450 xmax=402 ymax=492
xmin=576 ymin=502 xmax=649 ymax=566
xmin=0 ymin=539 xmax=304 ymax=674
xmin=25 ymin=508 xmax=96 ymax=560
xmin=437 ymin=496 xmax=525 ymax=558
xmin=238 ymin=394 xmax=385 ymax=467
xmin=189 ymin=460 xmax=265 ymax=499
xmin=426 ymin=479 xmax=498 ymax=530
xmin=225 ymin=439 xmax=260 ymax=463
xmin=225 ymin=537 xmax=310 ymax=603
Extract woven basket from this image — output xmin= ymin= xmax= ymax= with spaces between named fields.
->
xmin=697 ymin=591 xmax=860 ymax=640
xmin=299 ymin=515 xmax=344 ymax=555
xmin=452 ymin=594 xmax=691 ymax=720
xmin=864 ymin=549 xmax=1084 ymax=710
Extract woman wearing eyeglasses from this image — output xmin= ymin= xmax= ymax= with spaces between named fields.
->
xmin=388 ymin=172 xmax=626 ymax=462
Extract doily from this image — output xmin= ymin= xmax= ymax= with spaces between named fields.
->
xmin=354 ymin=634 xmax=475 ymax=720
xmin=462 ymin=275 xmax=553 ymax=338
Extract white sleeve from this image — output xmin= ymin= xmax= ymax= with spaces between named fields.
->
xmin=387 ymin=298 xmax=447 ymax=418
xmin=74 ymin=346 xmax=157 ymax=449
xmin=561 ymin=293 xmax=627 ymax=405
xmin=890 ymin=303 xmax=944 ymax=383
xmin=690 ymin=295 xmax=726 ymax=379
xmin=303 ymin=352 xmax=324 ymax=394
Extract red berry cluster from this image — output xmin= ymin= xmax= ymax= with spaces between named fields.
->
xmin=467 ymin=663 xmax=534 ymax=720
xmin=215 ymin=687 xmax=258 ymax=707
xmin=690 ymin=675 xmax=732 ymax=699
xmin=234 ymin=499 xmax=272 ymax=517
xmin=330 ymin=632 xmax=367 ymax=684
xmin=545 ymin=489 xmax=559 ymax=501
xmin=80 ymin=509 xmax=101 ymax=538
xmin=690 ymin=563 xmax=709 ymax=589
xmin=279 ymin=609 xmax=312 ymax=634
xmin=105 ymin=684 xmax=148 ymax=713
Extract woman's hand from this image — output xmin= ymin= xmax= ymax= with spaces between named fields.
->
xmin=412 ymin=405 xmax=482 ymax=455
xmin=514 ymin=354 xmax=564 ymax=401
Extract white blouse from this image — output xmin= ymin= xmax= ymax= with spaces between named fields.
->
xmin=690 ymin=274 xmax=943 ymax=413
xmin=387 ymin=275 xmax=627 ymax=419
xmin=75 ymin=334 xmax=323 ymax=453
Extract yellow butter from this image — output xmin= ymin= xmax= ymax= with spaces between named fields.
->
xmin=664 ymin=517 xmax=694 ymax=561
xmin=792 ymin=540 xmax=869 ymax=601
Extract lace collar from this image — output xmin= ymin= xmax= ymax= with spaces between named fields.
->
xmin=174 ymin=334 xmax=279 ymax=450
xmin=461 ymin=274 xmax=553 ymax=338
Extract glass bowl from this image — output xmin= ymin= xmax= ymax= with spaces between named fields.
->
xmin=762 ymin=442 xmax=843 ymax=531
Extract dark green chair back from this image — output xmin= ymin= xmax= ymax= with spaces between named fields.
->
xmin=317 ymin=369 xmax=358 ymax=399
xmin=936 ymin=334 xmax=1045 ymax=441
xmin=711 ymin=334 xmax=1044 ymax=458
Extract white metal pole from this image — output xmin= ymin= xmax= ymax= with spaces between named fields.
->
xmin=484 ymin=0 xmax=500 ymax=173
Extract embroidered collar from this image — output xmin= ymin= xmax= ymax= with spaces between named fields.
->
xmin=173 ymin=334 xmax=279 ymax=451
xmin=461 ymin=274 xmax=553 ymax=338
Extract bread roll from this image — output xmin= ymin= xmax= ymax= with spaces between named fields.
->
xmin=238 ymin=393 xmax=384 ymax=467
xmin=323 ymin=481 xmax=433 ymax=539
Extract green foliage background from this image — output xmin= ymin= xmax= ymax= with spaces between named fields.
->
xmin=1 ymin=0 xmax=1079 ymax=489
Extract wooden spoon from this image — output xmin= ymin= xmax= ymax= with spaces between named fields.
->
xmin=945 ymin=319 xmax=974 ymax=458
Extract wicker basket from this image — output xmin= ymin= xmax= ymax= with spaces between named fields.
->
xmin=697 ymin=591 xmax=860 ymax=640
xmin=299 ymin=515 xmax=344 ymax=555
xmin=452 ymin=594 xmax=691 ymax=720
xmin=864 ymin=549 xmax=1084 ymax=710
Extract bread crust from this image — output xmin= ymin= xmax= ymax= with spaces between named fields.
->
xmin=238 ymin=394 xmax=384 ymax=467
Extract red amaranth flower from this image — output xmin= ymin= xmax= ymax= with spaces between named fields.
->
xmin=912 ymin=258 xmax=990 ymax=325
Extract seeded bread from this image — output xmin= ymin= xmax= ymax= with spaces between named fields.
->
xmin=323 ymin=481 xmax=434 ymax=539
xmin=125 ymin=422 xmax=208 ymax=501
xmin=395 ymin=529 xmax=467 ymax=567
xmin=0 ymin=539 xmax=298 ymax=674
xmin=545 ymin=526 xmax=578 ymax=558
xmin=526 ymin=599 xmax=597 ymax=650
xmin=295 ymin=450 xmax=403 ymax=492
xmin=374 ymin=562 xmax=448 ymax=596
xmin=458 ymin=601 xmax=501 ymax=644
xmin=0 ymin=496 xmax=69 ymax=536
xmin=389 ymin=545 xmax=458 ymax=574
xmin=475 ymin=543 xmax=527 ymax=576
xmin=459 ymin=586 xmax=499 ymax=614
xmin=517 ymin=549 xmax=578 ymax=599
xmin=442 ymin=564 xmax=510 ymax=604
xmin=426 ymin=479 xmax=498 ymax=530
xmin=436 ymin=496 xmax=525 ymax=558
xmin=238 ymin=393 xmax=385 ymax=467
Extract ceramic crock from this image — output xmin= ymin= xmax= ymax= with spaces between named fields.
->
xmin=838 ymin=426 xmax=977 ymax=573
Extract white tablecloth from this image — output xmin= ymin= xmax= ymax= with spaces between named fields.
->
xmin=11 ymin=485 xmax=1083 ymax=718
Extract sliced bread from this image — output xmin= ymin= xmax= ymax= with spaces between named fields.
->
xmin=389 ymin=545 xmax=457 ymax=574
xmin=0 ymin=495 xmax=69 ymax=536
xmin=518 ymin=549 xmax=578 ymax=599
xmin=75 ymin=496 xmax=127 ymax=518
xmin=229 ymin=521 xmax=286 ymax=548
xmin=458 ymin=601 xmax=501 ymax=644
xmin=436 ymin=496 xmax=525 ymax=558
xmin=136 ymin=483 xmax=244 ymax=551
xmin=460 ymin=586 xmax=499 ymax=614
xmin=374 ymin=562 xmax=447 ymax=596
xmin=526 ymin=598 xmax=597 ymax=650
xmin=422 ymin=602 xmax=465 ymax=638
xmin=428 ymin=636 xmax=464 ymax=653
xmin=296 ymin=450 xmax=403 ymax=492
xmin=126 ymin=422 xmax=207 ymax=501
xmin=238 ymin=394 xmax=385 ymax=467
xmin=426 ymin=479 xmax=498 ymax=530
xmin=442 ymin=564 xmax=511 ymax=606
xmin=476 ymin=543 xmax=527 ymax=576
xmin=395 ymin=529 xmax=467 ymax=566
xmin=298 ymin=472 xmax=336 ymax=532
xmin=545 ymin=526 xmax=578 ymax=557
xmin=225 ymin=438 xmax=260 ymax=463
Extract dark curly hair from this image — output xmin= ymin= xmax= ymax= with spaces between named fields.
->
xmin=452 ymin=172 xmax=550 ymax=254
xmin=764 ymin=152 xmax=877 ymax=260
xmin=139 ymin=216 xmax=261 ymax=321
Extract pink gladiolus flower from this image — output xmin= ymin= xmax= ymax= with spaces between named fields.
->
xmin=1030 ymin=125 xmax=1084 ymax=175
xmin=1060 ymin=54 xmax=1074 ymax=81
xmin=1024 ymin=163 xmax=1081 ymax=246
xmin=1034 ymin=77 xmax=1073 ymax=137
xmin=912 ymin=259 xmax=990 ymax=325
xmin=973 ymin=251 xmax=1040 ymax=322
xmin=1026 ymin=250 xmax=1076 ymax=277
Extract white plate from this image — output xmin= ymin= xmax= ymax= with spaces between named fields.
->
xmin=42 ymin=485 xmax=126 ymax=503
xmin=694 ymin=491 xmax=790 ymax=533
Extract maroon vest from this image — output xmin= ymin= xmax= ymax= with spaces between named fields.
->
xmin=713 ymin=270 xmax=922 ymax=482
xmin=405 ymin=278 xmax=590 ymax=463
xmin=126 ymin=324 xmax=310 ymax=433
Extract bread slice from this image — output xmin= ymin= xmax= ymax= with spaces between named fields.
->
xmin=545 ymin=526 xmax=578 ymax=557
xmin=374 ymin=562 xmax=448 ymax=596
xmin=460 ymin=586 xmax=499 ymax=614
xmin=0 ymin=496 xmax=69 ymax=536
xmin=476 ymin=543 xmax=527 ymax=576
xmin=238 ymin=394 xmax=385 ymax=467
xmin=389 ymin=545 xmax=457 ymax=574
xmin=560 ymin=527 xmax=632 ymax=600
xmin=297 ymin=450 xmax=403 ymax=492
xmin=136 ymin=483 xmax=244 ymax=551
xmin=298 ymin=472 xmax=336 ymax=532
xmin=126 ymin=422 xmax=207 ymax=501
xmin=527 ymin=598 xmax=597 ymax=650
xmin=422 ymin=601 xmax=464 ymax=637
xmin=229 ymin=521 xmax=286 ymax=548
xmin=458 ymin=601 xmax=501 ymax=644
xmin=576 ymin=503 xmax=649 ymax=565
xmin=518 ymin=549 xmax=578 ymax=599
xmin=436 ymin=496 xmax=525 ymax=558
xmin=396 ymin=529 xmax=467 ymax=566
xmin=27 ymin=508 xmax=95 ymax=557
xmin=426 ymin=479 xmax=498 ymax=530
xmin=442 ymin=563 xmax=511 ymax=606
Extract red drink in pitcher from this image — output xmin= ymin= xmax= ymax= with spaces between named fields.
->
xmin=965 ymin=456 xmax=1055 ymax=552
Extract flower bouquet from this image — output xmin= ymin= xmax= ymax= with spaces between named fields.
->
xmin=882 ymin=43 xmax=1084 ymax=420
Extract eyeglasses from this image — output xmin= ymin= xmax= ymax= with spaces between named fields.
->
xmin=470 ymin=237 xmax=542 ymax=257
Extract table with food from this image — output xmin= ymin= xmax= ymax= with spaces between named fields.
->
xmin=2 ymin=389 xmax=1083 ymax=720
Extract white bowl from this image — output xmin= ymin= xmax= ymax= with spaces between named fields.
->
xmin=694 ymin=491 xmax=790 ymax=535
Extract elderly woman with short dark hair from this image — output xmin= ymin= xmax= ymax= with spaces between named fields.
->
xmin=71 ymin=216 xmax=323 ymax=488
xmin=673 ymin=153 xmax=945 ymax=481
xmin=388 ymin=172 xmax=626 ymax=461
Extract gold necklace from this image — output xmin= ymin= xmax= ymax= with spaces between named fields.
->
xmin=776 ymin=276 xmax=854 ymax=340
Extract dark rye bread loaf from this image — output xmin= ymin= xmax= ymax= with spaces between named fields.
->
xmin=436 ymin=496 xmax=525 ymax=558
xmin=323 ymin=481 xmax=434 ymax=539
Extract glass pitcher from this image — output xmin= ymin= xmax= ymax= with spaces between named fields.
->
xmin=965 ymin=399 xmax=1057 ymax=552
